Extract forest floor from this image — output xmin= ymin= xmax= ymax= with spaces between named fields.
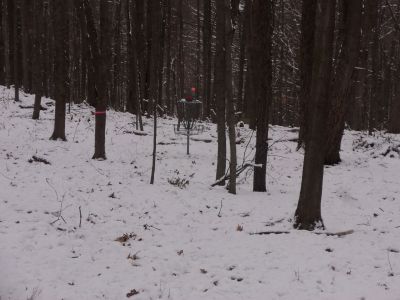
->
xmin=1 ymin=86 xmax=400 ymax=300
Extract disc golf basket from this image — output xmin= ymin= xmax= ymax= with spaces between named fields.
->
xmin=174 ymin=99 xmax=204 ymax=154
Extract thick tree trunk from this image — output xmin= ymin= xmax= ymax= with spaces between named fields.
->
xmin=21 ymin=0 xmax=32 ymax=92
xmin=389 ymin=43 xmax=400 ymax=133
xmin=0 ymin=0 xmax=3 ymax=85
xmin=243 ymin=0 xmax=255 ymax=128
xmin=112 ymin=0 xmax=122 ymax=110
xmin=297 ymin=0 xmax=316 ymax=150
xmin=89 ymin=0 xmax=112 ymax=159
xmin=165 ymin=0 xmax=172 ymax=113
xmin=250 ymin=0 xmax=272 ymax=192
xmin=325 ymin=0 xmax=362 ymax=165
xmin=50 ymin=0 xmax=68 ymax=141
xmin=226 ymin=0 xmax=240 ymax=194
xmin=294 ymin=0 xmax=336 ymax=230
xmin=2 ymin=0 xmax=11 ymax=87
xmin=32 ymin=0 xmax=44 ymax=120
xmin=135 ymin=0 xmax=145 ymax=127
xmin=12 ymin=0 xmax=19 ymax=101
xmin=367 ymin=0 xmax=380 ymax=134
xmin=126 ymin=0 xmax=136 ymax=114
xmin=237 ymin=10 xmax=246 ymax=116
xmin=75 ymin=0 xmax=108 ymax=159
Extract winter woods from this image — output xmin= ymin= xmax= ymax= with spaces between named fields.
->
xmin=1 ymin=0 xmax=400 ymax=231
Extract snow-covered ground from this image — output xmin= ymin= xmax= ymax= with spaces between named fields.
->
xmin=1 ymin=85 xmax=400 ymax=300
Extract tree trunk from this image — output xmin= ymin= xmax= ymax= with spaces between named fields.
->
xmin=178 ymin=0 xmax=184 ymax=98
xmin=294 ymin=0 xmax=336 ymax=230
xmin=215 ymin=0 xmax=227 ymax=184
xmin=12 ymin=0 xmax=19 ymax=101
xmin=112 ymin=0 xmax=122 ymax=110
xmin=165 ymin=0 xmax=172 ymax=113
xmin=157 ymin=0 xmax=166 ymax=111
xmin=135 ymin=0 xmax=146 ymax=126
xmin=21 ymin=0 xmax=32 ymax=92
xmin=325 ymin=0 xmax=362 ymax=165
xmin=250 ymin=0 xmax=272 ymax=192
xmin=389 ymin=42 xmax=400 ymax=133
xmin=297 ymin=0 xmax=316 ymax=150
xmin=236 ymin=8 xmax=246 ymax=116
xmin=226 ymin=0 xmax=240 ymax=194
xmin=202 ymin=0 xmax=212 ymax=117
xmin=32 ymin=0 xmax=44 ymax=120
xmin=50 ymin=0 xmax=69 ymax=141
xmin=127 ymin=0 xmax=139 ymax=125
xmin=367 ymin=0 xmax=380 ymax=134
xmin=2 ymin=0 xmax=11 ymax=87
xmin=89 ymin=0 xmax=112 ymax=159
xmin=0 ymin=0 xmax=3 ymax=85
xmin=150 ymin=0 xmax=162 ymax=184
xmin=75 ymin=0 xmax=108 ymax=159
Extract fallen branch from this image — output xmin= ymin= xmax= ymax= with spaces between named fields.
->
xmin=211 ymin=163 xmax=262 ymax=187
xmin=191 ymin=137 xmax=212 ymax=143
xmin=123 ymin=130 xmax=148 ymax=136
xmin=250 ymin=230 xmax=290 ymax=235
xmin=79 ymin=206 xmax=82 ymax=228
xmin=313 ymin=229 xmax=354 ymax=237
xmin=19 ymin=104 xmax=47 ymax=110
xmin=250 ymin=229 xmax=354 ymax=237
xmin=158 ymin=141 xmax=178 ymax=145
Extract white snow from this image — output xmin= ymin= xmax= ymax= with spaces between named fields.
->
xmin=0 ymin=85 xmax=400 ymax=300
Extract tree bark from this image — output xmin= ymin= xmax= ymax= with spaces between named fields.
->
xmin=202 ymin=0 xmax=212 ymax=117
xmin=178 ymin=0 xmax=184 ymax=98
xmin=50 ymin=0 xmax=69 ymax=141
xmin=297 ymin=0 xmax=316 ymax=150
xmin=367 ymin=0 xmax=380 ymax=134
xmin=89 ymin=0 xmax=112 ymax=159
xmin=250 ymin=0 xmax=273 ymax=192
xmin=0 ymin=0 xmax=5 ymax=85
xmin=12 ymin=0 xmax=19 ymax=101
xmin=75 ymin=0 xmax=108 ymax=158
xmin=165 ymin=0 xmax=172 ymax=113
xmin=150 ymin=0 xmax=162 ymax=184
xmin=294 ymin=0 xmax=336 ymax=230
xmin=32 ymin=0 xmax=44 ymax=120
xmin=226 ymin=0 xmax=240 ymax=194
xmin=325 ymin=0 xmax=362 ymax=165
xmin=215 ymin=0 xmax=227 ymax=184
xmin=20 ymin=0 xmax=32 ymax=92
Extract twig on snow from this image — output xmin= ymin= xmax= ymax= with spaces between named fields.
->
xmin=217 ymin=200 xmax=223 ymax=217
xmin=79 ymin=206 xmax=82 ymax=228
xmin=46 ymin=178 xmax=59 ymax=202
xmin=250 ymin=229 xmax=354 ymax=237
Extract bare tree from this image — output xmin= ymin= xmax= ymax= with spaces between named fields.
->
xmin=50 ymin=0 xmax=69 ymax=141
xmin=294 ymin=0 xmax=336 ymax=230
xmin=250 ymin=0 xmax=273 ymax=192
xmin=325 ymin=0 xmax=362 ymax=165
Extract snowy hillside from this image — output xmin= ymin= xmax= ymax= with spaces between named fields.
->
xmin=1 ymin=86 xmax=400 ymax=300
